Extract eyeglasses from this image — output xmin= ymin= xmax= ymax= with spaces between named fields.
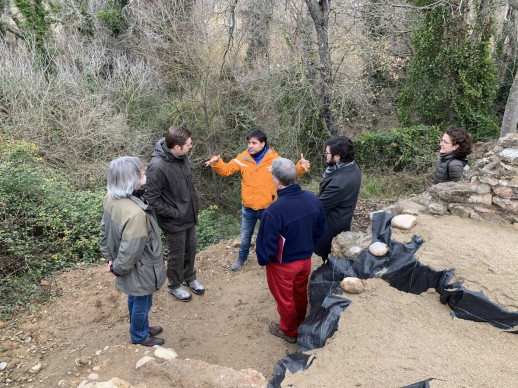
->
xmin=324 ymin=152 xmax=331 ymax=155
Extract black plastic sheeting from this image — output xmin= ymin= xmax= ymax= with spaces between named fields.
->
xmin=268 ymin=211 xmax=518 ymax=388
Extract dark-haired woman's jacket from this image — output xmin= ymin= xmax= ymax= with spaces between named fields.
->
xmin=434 ymin=153 xmax=466 ymax=184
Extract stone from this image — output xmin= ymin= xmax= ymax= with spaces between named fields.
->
xmin=429 ymin=181 xmax=471 ymax=203
xmin=0 ymin=321 xmax=7 ymax=329
xmin=391 ymin=214 xmax=417 ymax=230
xmin=0 ymin=362 xmax=6 ymax=371
xmin=231 ymin=239 xmax=240 ymax=248
xmin=479 ymin=176 xmax=499 ymax=186
xmin=448 ymin=204 xmax=472 ymax=219
xmin=135 ymin=356 xmax=155 ymax=369
xmin=500 ymin=133 xmax=518 ymax=148
xmin=349 ymin=246 xmax=362 ymax=258
xmin=468 ymin=194 xmax=492 ymax=205
xmin=29 ymin=362 xmax=42 ymax=373
xmin=395 ymin=200 xmax=426 ymax=215
xmin=494 ymin=186 xmax=513 ymax=199
xmin=88 ymin=373 xmax=99 ymax=380
xmin=471 ymin=183 xmax=491 ymax=194
xmin=493 ymin=197 xmax=518 ymax=212
xmin=93 ymin=377 xmax=132 ymax=388
xmin=339 ymin=277 xmax=365 ymax=294
xmin=369 ymin=242 xmax=389 ymax=256
xmin=428 ymin=203 xmax=447 ymax=215
xmin=499 ymin=149 xmax=518 ymax=165
xmin=154 ymin=347 xmax=178 ymax=360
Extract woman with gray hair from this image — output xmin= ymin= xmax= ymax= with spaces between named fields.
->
xmin=99 ymin=156 xmax=167 ymax=347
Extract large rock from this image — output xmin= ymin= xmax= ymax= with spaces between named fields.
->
xmin=391 ymin=214 xmax=418 ymax=230
xmin=339 ymin=278 xmax=365 ymax=294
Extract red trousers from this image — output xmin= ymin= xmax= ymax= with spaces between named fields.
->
xmin=266 ymin=258 xmax=311 ymax=337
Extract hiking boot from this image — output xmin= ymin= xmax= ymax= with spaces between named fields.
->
xmin=168 ymin=286 xmax=192 ymax=302
xmin=182 ymin=279 xmax=205 ymax=295
xmin=132 ymin=336 xmax=165 ymax=347
xmin=149 ymin=326 xmax=163 ymax=337
xmin=268 ymin=322 xmax=297 ymax=344
xmin=231 ymin=260 xmax=246 ymax=271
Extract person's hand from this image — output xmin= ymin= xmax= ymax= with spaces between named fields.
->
xmin=204 ymin=155 xmax=220 ymax=167
xmin=107 ymin=260 xmax=115 ymax=278
xmin=300 ymin=153 xmax=310 ymax=171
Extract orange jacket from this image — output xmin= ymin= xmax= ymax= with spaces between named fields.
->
xmin=210 ymin=147 xmax=308 ymax=210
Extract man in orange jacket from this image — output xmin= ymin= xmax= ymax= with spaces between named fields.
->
xmin=205 ymin=130 xmax=310 ymax=271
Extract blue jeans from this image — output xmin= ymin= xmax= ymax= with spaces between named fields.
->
xmin=128 ymin=294 xmax=153 ymax=343
xmin=238 ymin=206 xmax=265 ymax=262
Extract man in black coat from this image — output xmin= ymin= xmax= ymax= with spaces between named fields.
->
xmin=144 ymin=126 xmax=205 ymax=302
xmin=313 ymin=136 xmax=361 ymax=263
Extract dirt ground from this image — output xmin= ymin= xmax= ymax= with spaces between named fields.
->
xmin=1 ymin=209 xmax=517 ymax=387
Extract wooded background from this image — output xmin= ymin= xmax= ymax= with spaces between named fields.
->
xmin=2 ymin=0 xmax=518 ymax=317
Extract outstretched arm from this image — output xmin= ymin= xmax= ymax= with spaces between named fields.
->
xmin=207 ymin=155 xmax=241 ymax=177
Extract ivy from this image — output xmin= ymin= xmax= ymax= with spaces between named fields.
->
xmin=398 ymin=0 xmax=499 ymax=141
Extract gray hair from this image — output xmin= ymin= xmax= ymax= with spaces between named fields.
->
xmin=107 ymin=156 xmax=144 ymax=199
xmin=271 ymin=158 xmax=297 ymax=187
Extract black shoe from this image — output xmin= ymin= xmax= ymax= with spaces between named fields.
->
xmin=149 ymin=326 xmax=163 ymax=337
xmin=133 ymin=336 xmax=164 ymax=347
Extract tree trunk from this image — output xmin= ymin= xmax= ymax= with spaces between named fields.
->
xmin=501 ymin=71 xmax=518 ymax=136
xmin=304 ymin=0 xmax=336 ymax=135
xmin=501 ymin=0 xmax=518 ymax=136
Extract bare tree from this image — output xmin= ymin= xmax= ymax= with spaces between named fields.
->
xmin=304 ymin=0 xmax=336 ymax=135
xmin=501 ymin=0 xmax=518 ymax=136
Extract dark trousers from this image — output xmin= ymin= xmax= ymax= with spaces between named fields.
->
xmin=266 ymin=258 xmax=311 ymax=337
xmin=165 ymin=226 xmax=197 ymax=288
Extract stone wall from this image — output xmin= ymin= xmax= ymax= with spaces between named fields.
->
xmin=329 ymin=133 xmax=518 ymax=260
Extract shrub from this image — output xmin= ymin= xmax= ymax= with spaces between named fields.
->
xmin=196 ymin=205 xmax=241 ymax=252
xmin=0 ymin=138 xmax=104 ymax=319
xmin=353 ymin=125 xmax=441 ymax=172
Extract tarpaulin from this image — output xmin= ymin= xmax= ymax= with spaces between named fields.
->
xmin=268 ymin=211 xmax=518 ymax=387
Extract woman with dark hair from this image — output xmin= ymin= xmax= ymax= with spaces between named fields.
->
xmin=434 ymin=126 xmax=473 ymax=184
xmin=99 ymin=156 xmax=167 ymax=347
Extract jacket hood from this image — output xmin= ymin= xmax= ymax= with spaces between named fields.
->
xmin=152 ymin=138 xmax=185 ymax=162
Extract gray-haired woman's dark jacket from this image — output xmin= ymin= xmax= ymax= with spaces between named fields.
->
xmin=434 ymin=153 xmax=466 ymax=184
xmin=143 ymin=138 xmax=199 ymax=233
xmin=99 ymin=194 xmax=166 ymax=296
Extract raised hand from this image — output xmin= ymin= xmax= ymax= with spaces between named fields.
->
xmin=300 ymin=153 xmax=310 ymax=171
xmin=204 ymin=155 xmax=220 ymax=167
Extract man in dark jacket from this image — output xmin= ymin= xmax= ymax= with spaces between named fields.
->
xmin=314 ymin=136 xmax=361 ymax=263
xmin=256 ymin=158 xmax=327 ymax=343
xmin=144 ymin=126 xmax=204 ymax=302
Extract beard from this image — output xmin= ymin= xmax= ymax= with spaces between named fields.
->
xmin=327 ymin=160 xmax=336 ymax=167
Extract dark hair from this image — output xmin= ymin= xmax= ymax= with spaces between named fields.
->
xmin=165 ymin=126 xmax=192 ymax=149
xmin=246 ymin=130 xmax=267 ymax=144
xmin=324 ymin=136 xmax=355 ymax=163
xmin=445 ymin=126 xmax=473 ymax=159
xmin=271 ymin=158 xmax=297 ymax=187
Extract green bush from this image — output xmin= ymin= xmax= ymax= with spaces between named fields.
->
xmin=0 ymin=138 xmax=104 ymax=319
xmin=196 ymin=205 xmax=241 ymax=252
xmin=354 ymin=125 xmax=441 ymax=172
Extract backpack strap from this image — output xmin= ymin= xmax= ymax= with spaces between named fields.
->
xmin=446 ymin=158 xmax=468 ymax=180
